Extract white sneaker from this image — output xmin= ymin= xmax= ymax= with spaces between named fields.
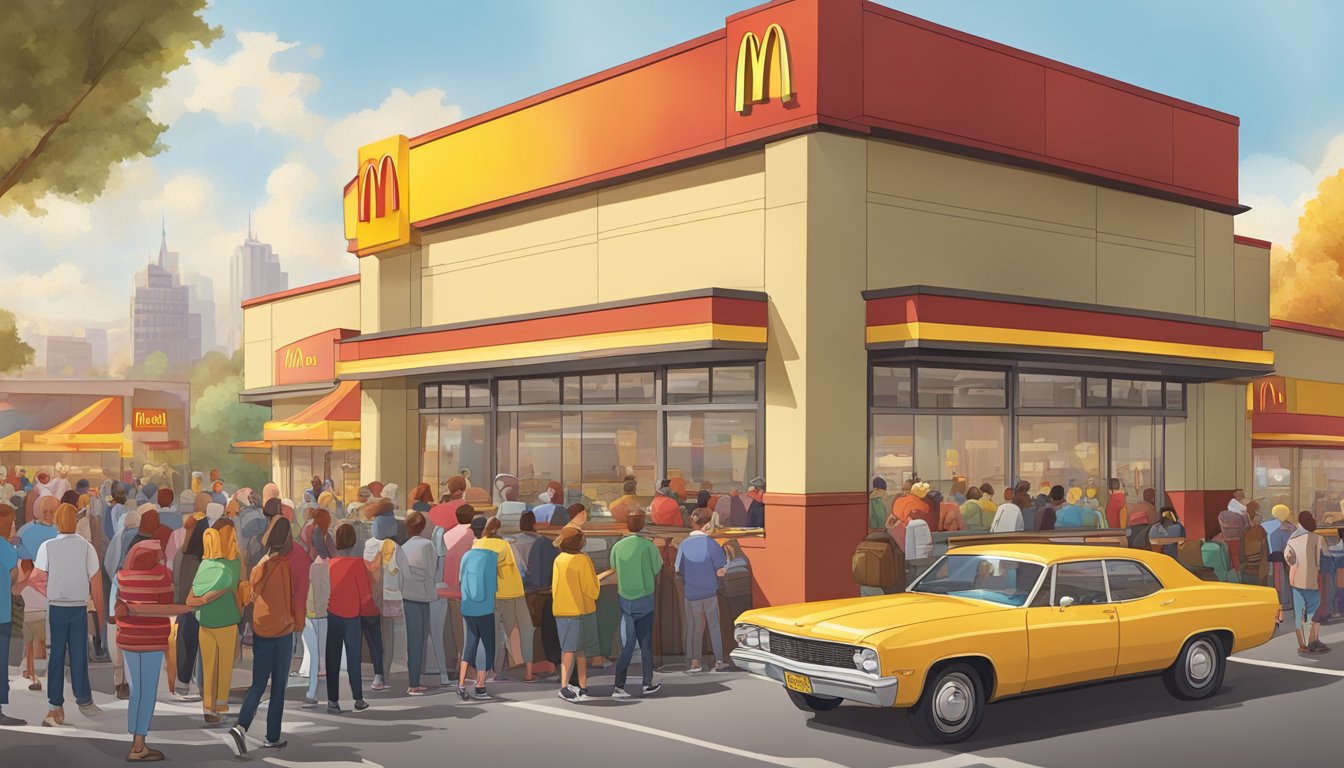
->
xmin=611 ymin=687 xmax=632 ymax=699
xmin=223 ymin=725 xmax=247 ymax=757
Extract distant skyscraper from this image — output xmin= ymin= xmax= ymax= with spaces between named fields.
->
xmin=46 ymin=336 xmax=93 ymax=377
xmin=130 ymin=225 xmax=202 ymax=370
xmin=85 ymin=328 xmax=108 ymax=369
xmin=226 ymin=214 xmax=287 ymax=350
xmin=186 ymin=273 xmax=218 ymax=354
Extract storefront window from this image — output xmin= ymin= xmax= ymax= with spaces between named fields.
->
xmin=497 ymin=411 xmax=562 ymax=501
xmin=1111 ymin=416 xmax=1160 ymax=505
xmin=421 ymin=413 xmax=490 ymax=498
xmin=1019 ymin=374 xmax=1083 ymax=408
xmin=1017 ymin=416 xmax=1105 ymax=491
xmin=871 ymin=414 xmax=914 ymax=490
xmin=579 ymin=410 xmax=657 ymax=503
xmin=1253 ymin=446 xmax=1293 ymax=513
xmin=666 ymin=411 xmax=759 ymax=495
xmin=917 ymin=368 xmax=1007 ymax=409
xmin=667 ymin=368 xmax=710 ymax=404
xmin=1298 ymin=448 xmax=1344 ymax=517
xmin=1111 ymin=380 xmax=1162 ymax=409
xmin=873 ymin=366 xmax=912 ymax=408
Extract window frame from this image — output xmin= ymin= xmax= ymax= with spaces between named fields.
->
xmin=1047 ymin=558 xmax=1110 ymax=607
xmin=1101 ymin=558 xmax=1165 ymax=603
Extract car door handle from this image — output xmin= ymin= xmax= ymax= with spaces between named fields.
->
xmin=1102 ymin=608 xmax=1117 ymax=615
xmin=1160 ymin=599 xmax=1176 ymax=606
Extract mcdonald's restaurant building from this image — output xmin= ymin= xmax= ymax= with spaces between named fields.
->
xmin=240 ymin=0 xmax=1312 ymax=606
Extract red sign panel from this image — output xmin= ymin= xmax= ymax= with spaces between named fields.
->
xmin=1253 ymin=376 xmax=1288 ymax=414
xmin=274 ymin=329 xmax=358 ymax=387
xmin=132 ymin=408 xmax=168 ymax=432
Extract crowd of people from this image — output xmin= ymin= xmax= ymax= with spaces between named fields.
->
xmin=0 ymin=466 xmax=746 ymax=761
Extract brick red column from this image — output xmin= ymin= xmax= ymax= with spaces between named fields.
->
xmin=742 ymin=492 xmax=868 ymax=607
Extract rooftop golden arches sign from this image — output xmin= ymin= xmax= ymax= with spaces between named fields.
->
xmin=735 ymin=23 xmax=794 ymax=115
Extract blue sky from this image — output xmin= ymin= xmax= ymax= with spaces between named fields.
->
xmin=2 ymin=0 xmax=1341 ymax=368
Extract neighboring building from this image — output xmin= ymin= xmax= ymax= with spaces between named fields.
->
xmin=226 ymin=218 xmax=287 ymax=351
xmin=85 ymin=328 xmax=108 ymax=369
xmin=46 ymin=335 xmax=93 ymax=377
xmin=241 ymin=0 xmax=1284 ymax=606
xmin=131 ymin=227 xmax=201 ymax=370
xmin=187 ymin=273 xmax=218 ymax=355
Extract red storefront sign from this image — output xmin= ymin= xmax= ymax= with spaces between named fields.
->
xmin=274 ymin=329 xmax=358 ymax=386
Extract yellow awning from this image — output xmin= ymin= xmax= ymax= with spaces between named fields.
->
xmin=263 ymin=381 xmax=361 ymax=448
xmin=32 ymin=396 xmax=132 ymax=457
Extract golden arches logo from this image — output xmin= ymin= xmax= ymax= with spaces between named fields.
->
xmin=1259 ymin=380 xmax=1284 ymax=411
xmin=284 ymin=346 xmax=318 ymax=370
xmin=735 ymin=23 xmax=794 ymax=115
xmin=357 ymin=154 xmax=400 ymax=223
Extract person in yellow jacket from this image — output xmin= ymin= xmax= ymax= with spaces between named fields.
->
xmin=551 ymin=527 xmax=600 ymax=702
xmin=472 ymin=518 xmax=536 ymax=682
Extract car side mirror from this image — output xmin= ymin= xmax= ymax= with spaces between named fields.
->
xmin=1058 ymin=596 xmax=1075 ymax=611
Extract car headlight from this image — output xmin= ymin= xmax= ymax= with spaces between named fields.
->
xmin=734 ymin=624 xmax=769 ymax=651
xmin=852 ymin=647 xmax=880 ymax=675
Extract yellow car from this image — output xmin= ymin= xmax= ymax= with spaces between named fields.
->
xmin=731 ymin=543 xmax=1278 ymax=743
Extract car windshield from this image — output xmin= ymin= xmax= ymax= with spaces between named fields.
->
xmin=909 ymin=555 xmax=1045 ymax=607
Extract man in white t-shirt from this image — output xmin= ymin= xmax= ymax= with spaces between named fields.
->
xmin=33 ymin=502 xmax=104 ymax=726
xmin=990 ymin=487 xmax=1029 ymax=533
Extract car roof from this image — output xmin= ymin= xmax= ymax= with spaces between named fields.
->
xmin=947 ymin=543 xmax=1171 ymax=567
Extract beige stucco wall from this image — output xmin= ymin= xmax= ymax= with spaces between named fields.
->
xmin=415 ymin=153 xmax=767 ymax=327
xmin=1167 ymin=381 xmax=1252 ymax=494
xmin=359 ymin=378 xmax=417 ymax=493
xmin=241 ymin=282 xmax=361 ymax=391
xmin=763 ymin=133 xmax=869 ymax=494
xmin=865 ymin=141 xmax=1259 ymax=325
xmin=1265 ymin=328 xmax=1344 ymax=384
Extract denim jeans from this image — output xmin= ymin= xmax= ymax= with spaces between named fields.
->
xmin=237 ymin=633 xmax=293 ymax=744
xmin=126 ymin=650 xmax=164 ymax=736
xmin=405 ymin=600 xmax=431 ymax=686
xmin=48 ymin=604 xmax=92 ymax=708
xmin=360 ymin=615 xmax=384 ymax=677
xmin=462 ymin=613 xmax=496 ymax=674
xmin=327 ymin=615 xmax=363 ymax=703
xmin=425 ymin=598 xmax=449 ymax=676
xmin=302 ymin=617 xmax=328 ymax=700
xmin=175 ymin=611 xmax=201 ymax=687
xmin=615 ymin=594 xmax=656 ymax=689
xmin=0 ymin=621 xmax=9 ymax=706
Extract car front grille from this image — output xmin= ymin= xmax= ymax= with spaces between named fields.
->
xmin=767 ymin=632 xmax=858 ymax=669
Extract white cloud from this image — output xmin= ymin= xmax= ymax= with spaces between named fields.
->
xmin=1238 ymin=131 xmax=1344 ymax=247
xmin=324 ymin=88 xmax=463 ymax=168
xmin=6 ymin=194 xmax=93 ymax=246
xmin=139 ymin=173 xmax=213 ymax=218
xmin=151 ymin=30 xmax=322 ymax=138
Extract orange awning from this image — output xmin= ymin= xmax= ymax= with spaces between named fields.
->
xmin=231 ymin=440 xmax=273 ymax=454
xmin=36 ymin=396 xmax=129 ymax=452
xmin=262 ymin=381 xmax=361 ymax=450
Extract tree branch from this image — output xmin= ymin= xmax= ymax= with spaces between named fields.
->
xmin=0 ymin=16 xmax=146 ymax=203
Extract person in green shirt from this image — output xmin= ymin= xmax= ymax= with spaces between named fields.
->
xmin=608 ymin=512 xmax=662 ymax=698
xmin=867 ymin=478 xmax=889 ymax=530
xmin=960 ymin=487 xmax=989 ymax=532
xmin=188 ymin=527 xmax=242 ymax=723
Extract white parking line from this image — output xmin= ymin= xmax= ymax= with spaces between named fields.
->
xmin=1229 ymin=656 xmax=1344 ymax=677
xmin=503 ymin=700 xmax=852 ymax=768
xmin=890 ymin=756 xmax=1047 ymax=768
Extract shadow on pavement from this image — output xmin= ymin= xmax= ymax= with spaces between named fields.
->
xmin=804 ymin=662 xmax=1337 ymax=749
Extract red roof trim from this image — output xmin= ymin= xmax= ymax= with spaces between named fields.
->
xmin=242 ymin=274 xmax=360 ymax=310
xmin=1234 ymin=234 xmax=1273 ymax=250
xmin=1270 ymin=318 xmax=1344 ymax=341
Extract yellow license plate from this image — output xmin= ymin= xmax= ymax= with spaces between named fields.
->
xmin=783 ymin=671 xmax=813 ymax=694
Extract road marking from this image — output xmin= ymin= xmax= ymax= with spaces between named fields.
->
xmin=888 ymin=755 xmax=1048 ymax=768
xmin=264 ymin=759 xmax=383 ymax=768
xmin=1230 ymin=656 xmax=1344 ymax=677
xmin=0 ymin=724 xmax=218 ymax=747
xmin=504 ymin=700 xmax=852 ymax=768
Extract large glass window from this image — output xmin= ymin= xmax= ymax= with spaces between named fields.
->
xmin=870 ymin=414 xmax=1007 ymax=494
xmin=668 ymin=411 xmax=759 ymax=494
xmin=579 ymin=410 xmax=657 ymax=503
xmin=1019 ymin=374 xmax=1083 ymax=408
xmin=917 ymin=368 xmax=1007 ymax=409
xmin=1298 ymin=448 xmax=1344 ymax=518
xmin=421 ymin=413 xmax=490 ymax=498
xmin=873 ymin=366 xmax=912 ymax=408
xmin=1253 ymin=446 xmax=1293 ymax=513
xmin=1017 ymin=416 xmax=1105 ymax=491
xmin=1111 ymin=416 xmax=1161 ymax=507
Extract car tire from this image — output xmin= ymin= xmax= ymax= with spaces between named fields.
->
xmin=1163 ymin=634 xmax=1225 ymax=700
xmin=909 ymin=663 xmax=985 ymax=744
xmin=787 ymin=690 xmax=843 ymax=712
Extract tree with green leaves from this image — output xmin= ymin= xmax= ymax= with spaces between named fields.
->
xmin=189 ymin=350 xmax=268 ymax=491
xmin=0 ymin=309 xmax=35 ymax=374
xmin=0 ymin=0 xmax=220 ymax=212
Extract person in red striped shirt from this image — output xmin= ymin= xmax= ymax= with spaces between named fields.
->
xmin=117 ymin=539 xmax=188 ymax=763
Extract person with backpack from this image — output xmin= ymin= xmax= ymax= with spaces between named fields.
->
xmin=457 ymin=516 xmax=498 ymax=701
xmin=400 ymin=511 xmax=438 ymax=695
xmin=853 ymin=529 xmax=902 ymax=597
xmin=609 ymin=511 xmax=662 ymax=698
xmin=225 ymin=518 xmax=301 ymax=755
xmin=473 ymin=516 xmax=536 ymax=682
xmin=439 ymin=503 xmax=478 ymax=677
xmin=867 ymin=478 xmax=889 ymax=530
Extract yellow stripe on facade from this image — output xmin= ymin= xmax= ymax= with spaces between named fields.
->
xmin=866 ymin=321 xmax=1274 ymax=366
xmin=336 ymin=322 xmax=767 ymax=377
xmin=1252 ymin=432 xmax=1344 ymax=445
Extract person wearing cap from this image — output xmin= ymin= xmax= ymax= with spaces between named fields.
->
xmin=745 ymin=477 xmax=766 ymax=528
xmin=34 ymin=502 xmax=104 ymax=726
xmin=457 ymin=515 xmax=499 ymax=701
xmin=867 ymin=478 xmax=889 ymax=530
xmin=552 ymin=525 xmax=600 ymax=702
xmin=609 ymin=511 xmax=662 ymax=698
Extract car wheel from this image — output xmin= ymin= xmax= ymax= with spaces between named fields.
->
xmin=1163 ymin=634 xmax=1226 ymax=700
xmin=909 ymin=664 xmax=985 ymax=744
xmin=787 ymin=690 xmax=843 ymax=712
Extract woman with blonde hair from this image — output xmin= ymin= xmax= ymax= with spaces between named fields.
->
xmin=188 ymin=527 xmax=241 ymax=724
